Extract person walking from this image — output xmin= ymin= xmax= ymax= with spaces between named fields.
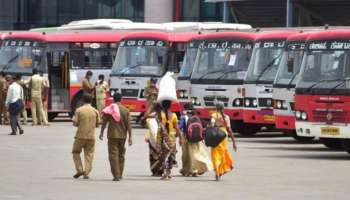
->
xmin=158 ymin=100 xmax=183 ymax=180
xmin=72 ymin=94 xmax=100 ymax=179
xmin=29 ymin=69 xmax=48 ymax=126
xmin=179 ymin=103 xmax=212 ymax=177
xmin=99 ymin=93 xmax=132 ymax=182
xmin=210 ymin=102 xmax=237 ymax=181
xmin=144 ymin=78 xmax=158 ymax=113
xmin=0 ymin=72 xmax=8 ymax=125
xmin=40 ymin=71 xmax=50 ymax=122
xmin=5 ymin=75 xmax=24 ymax=135
xmin=95 ymin=74 xmax=109 ymax=113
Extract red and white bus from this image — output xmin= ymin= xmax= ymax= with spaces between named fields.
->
xmin=0 ymin=31 xmax=127 ymax=120
xmin=189 ymin=32 xmax=256 ymax=132
xmin=272 ymin=32 xmax=315 ymax=141
xmin=295 ymin=29 xmax=350 ymax=152
xmin=243 ymin=31 xmax=297 ymax=135
xmin=109 ymin=31 xmax=199 ymax=118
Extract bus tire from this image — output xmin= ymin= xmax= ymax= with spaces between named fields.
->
xmin=283 ymin=130 xmax=314 ymax=142
xmin=320 ymin=138 xmax=343 ymax=150
xmin=48 ymin=112 xmax=58 ymax=122
xmin=70 ymin=91 xmax=84 ymax=117
xmin=342 ymin=139 xmax=350 ymax=154
xmin=233 ymin=121 xmax=260 ymax=137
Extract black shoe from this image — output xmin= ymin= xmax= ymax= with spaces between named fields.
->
xmin=113 ymin=178 xmax=120 ymax=181
xmin=83 ymin=175 xmax=89 ymax=179
xmin=73 ymin=172 xmax=84 ymax=179
xmin=19 ymin=130 xmax=24 ymax=135
xmin=9 ymin=132 xmax=16 ymax=135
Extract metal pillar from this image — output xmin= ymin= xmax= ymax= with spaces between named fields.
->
xmin=223 ymin=1 xmax=230 ymax=23
xmin=286 ymin=0 xmax=293 ymax=27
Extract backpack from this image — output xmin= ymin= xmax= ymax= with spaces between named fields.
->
xmin=186 ymin=115 xmax=204 ymax=143
xmin=204 ymin=127 xmax=226 ymax=147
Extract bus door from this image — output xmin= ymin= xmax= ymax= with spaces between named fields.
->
xmin=46 ymin=43 xmax=70 ymax=112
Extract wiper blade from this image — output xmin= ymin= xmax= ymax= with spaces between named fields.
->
xmin=286 ymin=72 xmax=298 ymax=89
xmin=306 ymin=78 xmax=343 ymax=92
xmin=1 ymin=54 xmax=19 ymax=73
xmin=328 ymin=78 xmax=350 ymax=94
xmin=197 ymin=69 xmax=223 ymax=81
xmin=119 ymin=64 xmax=143 ymax=76
xmin=256 ymin=53 xmax=283 ymax=82
xmin=215 ymin=69 xmax=245 ymax=81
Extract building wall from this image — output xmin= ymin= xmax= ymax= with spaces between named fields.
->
xmin=144 ymin=0 xmax=173 ymax=23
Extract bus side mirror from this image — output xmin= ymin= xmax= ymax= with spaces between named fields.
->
xmin=287 ymin=58 xmax=294 ymax=73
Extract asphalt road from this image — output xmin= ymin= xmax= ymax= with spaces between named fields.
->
xmin=0 ymin=119 xmax=349 ymax=200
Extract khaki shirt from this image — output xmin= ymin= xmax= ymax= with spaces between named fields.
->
xmin=82 ymin=78 xmax=94 ymax=96
xmin=73 ymin=104 xmax=100 ymax=140
xmin=0 ymin=77 xmax=7 ymax=101
xmin=29 ymin=74 xmax=44 ymax=98
xmin=102 ymin=104 xmax=131 ymax=139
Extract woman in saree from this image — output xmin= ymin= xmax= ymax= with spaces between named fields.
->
xmin=180 ymin=103 xmax=212 ymax=177
xmin=210 ymin=102 xmax=237 ymax=181
xmin=158 ymin=100 xmax=183 ymax=180
xmin=144 ymin=103 xmax=163 ymax=176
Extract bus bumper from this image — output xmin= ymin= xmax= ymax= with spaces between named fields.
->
xmin=296 ymin=121 xmax=350 ymax=138
xmin=243 ymin=109 xmax=275 ymax=124
xmin=195 ymin=107 xmax=243 ymax=120
xmin=275 ymin=115 xmax=295 ymax=130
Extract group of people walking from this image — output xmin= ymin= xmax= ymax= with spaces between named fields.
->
xmin=0 ymin=69 xmax=50 ymax=135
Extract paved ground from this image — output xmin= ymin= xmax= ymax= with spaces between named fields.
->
xmin=0 ymin=119 xmax=350 ymax=200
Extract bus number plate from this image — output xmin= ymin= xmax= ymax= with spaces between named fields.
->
xmin=321 ymin=127 xmax=340 ymax=136
xmin=263 ymin=115 xmax=275 ymax=122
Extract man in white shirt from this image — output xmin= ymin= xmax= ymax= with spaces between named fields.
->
xmin=5 ymin=75 xmax=24 ymax=135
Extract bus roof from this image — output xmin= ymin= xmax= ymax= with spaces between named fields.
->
xmin=58 ymin=19 xmax=133 ymax=30
xmin=307 ymin=29 xmax=350 ymax=41
xmin=287 ymin=32 xmax=314 ymax=42
xmin=169 ymin=32 xmax=201 ymax=42
xmin=200 ymin=31 xmax=256 ymax=41
xmin=255 ymin=31 xmax=298 ymax=41
xmin=120 ymin=31 xmax=170 ymax=41
xmin=199 ymin=22 xmax=252 ymax=31
xmin=3 ymin=31 xmax=128 ymax=43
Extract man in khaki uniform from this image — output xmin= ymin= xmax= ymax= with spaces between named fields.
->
xmin=72 ymin=94 xmax=99 ymax=179
xmin=16 ymin=75 xmax=28 ymax=125
xmin=0 ymin=72 xmax=8 ymax=125
xmin=40 ymin=71 xmax=50 ymax=122
xmin=100 ymin=93 xmax=132 ymax=181
xmin=82 ymin=71 xmax=94 ymax=97
xmin=29 ymin=69 xmax=48 ymax=125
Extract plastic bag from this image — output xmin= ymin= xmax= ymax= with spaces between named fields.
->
xmin=157 ymin=72 xmax=178 ymax=102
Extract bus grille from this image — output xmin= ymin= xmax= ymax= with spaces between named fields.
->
xmin=258 ymin=98 xmax=273 ymax=107
xmin=203 ymin=96 xmax=229 ymax=107
xmin=121 ymin=89 xmax=139 ymax=98
xmin=312 ymin=111 xmax=347 ymax=123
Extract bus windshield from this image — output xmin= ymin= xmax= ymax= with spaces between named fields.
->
xmin=178 ymin=42 xmax=199 ymax=78
xmin=191 ymin=40 xmax=252 ymax=82
xmin=0 ymin=40 xmax=45 ymax=74
xmin=111 ymin=39 xmax=167 ymax=77
xmin=274 ymin=48 xmax=304 ymax=86
xmin=297 ymin=49 xmax=350 ymax=90
xmin=70 ymin=42 xmax=118 ymax=69
xmin=245 ymin=41 xmax=285 ymax=83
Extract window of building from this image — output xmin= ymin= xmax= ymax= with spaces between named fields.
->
xmin=181 ymin=0 xmax=223 ymax=22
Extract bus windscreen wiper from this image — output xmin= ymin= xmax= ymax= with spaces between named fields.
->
xmin=306 ymin=78 xmax=344 ymax=92
xmin=256 ymin=53 xmax=282 ymax=82
xmin=0 ymin=54 xmax=19 ymax=73
xmin=286 ymin=72 xmax=298 ymax=89
xmin=215 ymin=69 xmax=245 ymax=81
xmin=119 ymin=64 xmax=143 ymax=76
xmin=328 ymin=77 xmax=350 ymax=94
xmin=197 ymin=69 xmax=224 ymax=81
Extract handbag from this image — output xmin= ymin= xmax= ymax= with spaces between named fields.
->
xmin=204 ymin=127 xmax=226 ymax=147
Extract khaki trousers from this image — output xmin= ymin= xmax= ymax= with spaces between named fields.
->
xmin=31 ymin=96 xmax=48 ymax=125
xmin=72 ymin=139 xmax=95 ymax=175
xmin=0 ymin=100 xmax=8 ymax=124
xmin=108 ymin=138 xmax=126 ymax=179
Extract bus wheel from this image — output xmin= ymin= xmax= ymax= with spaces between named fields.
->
xmin=70 ymin=91 xmax=84 ymax=117
xmin=342 ymin=139 xmax=350 ymax=154
xmin=320 ymin=138 xmax=343 ymax=150
xmin=283 ymin=130 xmax=315 ymax=142
xmin=233 ymin=122 xmax=260 ymax=137
xmin=48 ymin=113 xmax=58 ymax=122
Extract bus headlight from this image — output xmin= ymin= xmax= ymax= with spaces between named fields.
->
xmin=234 ymin=99 xmax=241 ymax=106
xmin=245 ymin=99 xmax=250 ymax=107
xmin=179 ymin=91 xmax=184 ymax=98
xmin=252 ymin=99 xmax=258 ymax=107
xmin=178 ymin=90 xmax=188 ymax=99
xmin=191 ymin=97 xmax=201 ymax=106
xmin=282 ymin=101 xmax=288 ymax=109
xmin=276 ymin=101 xmax=282 ymax=109
xmin=110 ymin=89 xmax=116 ymax=97
xmin=295 ymin=111 xmax=301 ymax=119
xmin=301 ymin=112 xmax=308 ymax=120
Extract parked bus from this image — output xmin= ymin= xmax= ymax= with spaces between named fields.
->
xmin=0 ymin=31 xmax=127 ymax=120
xmin=109 ymin=31 xmax=199 ymax=120
xmin=190 ymin=32 xmax=256 ymax=131
xmin=243 ymin=31 xmax=297 ymax=135
xmin=295 ymin=29 xmax=350 ymax=152
xmin=272 ymin=32 xmax=315 ymax=141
